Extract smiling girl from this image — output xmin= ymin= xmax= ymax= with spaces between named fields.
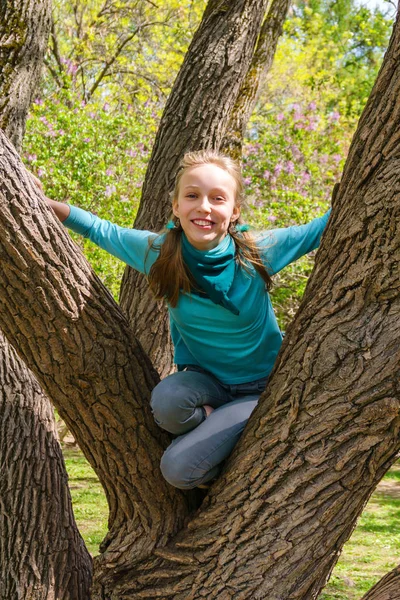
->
xmin=46 ymin=150 xmax=330 ymax=489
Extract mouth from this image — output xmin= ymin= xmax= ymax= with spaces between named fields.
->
xmin=191 ymin=219 xmax=215 ymax=229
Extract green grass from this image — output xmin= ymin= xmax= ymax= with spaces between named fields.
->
xmin=64 ymin=448 xmax=109 ymax=556
xmin=64 ymin=447 xmax=400 ymax=597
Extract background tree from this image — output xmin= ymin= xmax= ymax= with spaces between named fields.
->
xmin=44 ymin=0 xmax=206 ymax=106
xmin=119 ymin=0 xmax=289 ymax=376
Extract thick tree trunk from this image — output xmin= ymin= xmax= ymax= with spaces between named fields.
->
xmin=362 ymin=566 xmax=400 ymax=600
xmin=0 ymin=1 xmax=93 ymax=597
xmin=220 ymin=0 xmax=291 ymax=160
xmin=0 ymin=135 xmax=195 ymax=591
xmin=0 ymin=330 xmax=92 ymax=599
xmin=0 ymin=0 xmax=51 ymax=152
xmin=119 ymin=0 xmax=270 ymax=377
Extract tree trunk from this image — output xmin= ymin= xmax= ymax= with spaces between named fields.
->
xmin=0 ymin=0 xmax=51 ymax=152
xmin=362 ymin=566 xmax=400 ymax=600
xmin=0 ymin=1 xmax=93 ymax=597
xmin=220 ymin=0 xmax=291 ymax=160
xmin=119 ymin=0 xmax=271 ymax=377
xmin=0 ymin=330 xmax=92 ymax=599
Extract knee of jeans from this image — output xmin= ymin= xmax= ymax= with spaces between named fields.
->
xmin=150 ymin=379 xmax=176 ymax=421
xmin=160 ymin=448 xmax=197 ymax=490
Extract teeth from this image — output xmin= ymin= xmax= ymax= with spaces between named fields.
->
xmin=193 ymin=220 xmax=213 ymax=226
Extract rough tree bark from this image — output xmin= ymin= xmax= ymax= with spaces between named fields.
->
xmin=0 ymin=3 xmax=399 ymax=600
xmin=119 ymin=0 xmax=271 ymax=377
xmin=0 ymin=1 xmax=92 ymax=597
xmin=0 ymin=0 xmax=51 ymax=152
xmin=0 ymin=330 xmax=92 ymax=599
xmin=220 ymin=0 xmax=291 ymax=160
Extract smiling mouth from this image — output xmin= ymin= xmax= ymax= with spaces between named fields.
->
xmin=191 ymin=219 xmax=215 ymax=227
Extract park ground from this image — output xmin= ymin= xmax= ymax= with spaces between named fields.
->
xmin=64 ymin=446 xmax=400 ymax=599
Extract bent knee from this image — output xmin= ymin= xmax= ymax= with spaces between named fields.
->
xmin=160 ymin=451 xmax=197 ymax=490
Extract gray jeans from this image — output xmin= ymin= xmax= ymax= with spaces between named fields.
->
xmin=150 ymin=366 xmax=268 ymax=489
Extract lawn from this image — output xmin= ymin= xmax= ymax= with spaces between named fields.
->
xmin=64 ymin=447 xmax=400 ymax=598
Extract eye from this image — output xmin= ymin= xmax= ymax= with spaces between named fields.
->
xmin=214 ymin=196 xmax=225 ymax=202
xmin=186 ymin=193 xmax=197 ymax=199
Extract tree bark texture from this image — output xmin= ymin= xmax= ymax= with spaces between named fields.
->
xmin=0 ymin=330 xmax=92 ymax=599
xmin=220 ymin=0 xmax=291 ymax=160
xmin=0 ymin=0 xmax=51 ymax=152
xmin=0 ymin=2 xmax=94 ymax=597
xmin=0 ymin=137 xmax=196 ymax=589
xmin=361 ymin=565 xmax=400 ymax=600
xmin=119 ymin=0 xmax=270 ymax=377
xmin=105 ymin=9 xmax=400 ymax=599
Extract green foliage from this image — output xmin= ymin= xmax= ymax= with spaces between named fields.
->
xmin=23 ymin=97 xmax=159 ymax=297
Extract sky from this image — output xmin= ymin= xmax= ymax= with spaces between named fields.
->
xmin=357 ymin=0 xmax=397 ymax=13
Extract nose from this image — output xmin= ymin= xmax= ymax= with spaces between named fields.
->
xmin=197 ymin=196 xmax=212 ymax=213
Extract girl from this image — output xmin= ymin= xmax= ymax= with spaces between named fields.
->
xmin=46 ymin=150 xmax=330 ymax=490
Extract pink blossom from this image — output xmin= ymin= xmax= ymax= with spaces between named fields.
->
xmin=290 ymin=145 xmax=302 ymax=160
xmin=333 ymin=153 xmax=342 ymax=163
xmin=105 ymin=168 xmax=114 ymax=176
xmin=277 ymin=112 xmax=285 ymax=121
xmin=37 ymin=168 xmax=45 ymax=177
xmin=285 ymin=161 xmax=295 ymax=174
xmin=263 ymin=170 xmax=271 ymax=180
xmin=126 ymin=149 xmax=137 ymax=157
xmin=268 ymin=215 xmax=277 ymax=222
xmin=274 ymin=163 xmax=283 ymax=176
xmin=306 ymin=121 xmax=317 ymax=131
xmin=34 ymin=98 xmax=44 ymax=106
xmin=243 ymin=177 xmax=252 ymax=185
xmin=58 ymin=129 xmax=65 ymax=136
xmin=308 ymin=101 xmax=317 ymax=111
xmin=320 ymin=154 xmax=329 ymax=164
xmin=301 ymin=171 xmax=311 ymax=183
xmin=89 ymin=112 xmax=97 ymax=119
xmin=105 ymin=184 xmax=116 ymax=197
xmin=103 ymin=102 xmax=110 ymax=112
xmin=294 ymin=122 xmax=305 ymax=130
xmin=330 ymin=110 xmax=340 ymax=121
xmin=83 ymin=137 xmax=90 ymax=143
xmin=27 ymin=154 xmax=37 ymax=162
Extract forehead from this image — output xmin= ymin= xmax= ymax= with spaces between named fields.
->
xmin=180 ymin=164 xmax=236 ymax=193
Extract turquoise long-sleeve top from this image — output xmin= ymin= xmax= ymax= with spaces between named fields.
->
xmin=64 ymin=205 xmax=330 ymax=384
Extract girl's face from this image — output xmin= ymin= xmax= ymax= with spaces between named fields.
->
xmin=172 ymin=163 xmax=240 ymax=251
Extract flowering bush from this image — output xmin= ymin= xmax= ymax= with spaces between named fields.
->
xmin=23 ymin=99 xmax=160 ymax=298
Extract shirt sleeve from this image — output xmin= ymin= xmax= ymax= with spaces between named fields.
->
xmin=258 ymin=210 xmax=331 ymax=275
xmin=63 ymin=204 xmax=160 ymax=275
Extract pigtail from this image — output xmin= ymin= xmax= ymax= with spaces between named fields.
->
xmin=229 ymin=225 xmax=273 ymax=290
xmin=148 ymin=217 xmax=198 ymax=307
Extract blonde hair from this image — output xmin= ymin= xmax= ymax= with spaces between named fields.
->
xmin=148 ymin=150 xmax=272 ymax=306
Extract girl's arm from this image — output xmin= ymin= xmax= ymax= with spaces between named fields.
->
xmin=258 ymin=209 xmax=331 ymax=275
xmin=47 ymin=198 xmax=70 ymax=222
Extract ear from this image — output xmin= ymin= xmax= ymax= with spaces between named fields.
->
xmin=231 ymin=205 xmax=241 ymax=223
xmin=172 ymin=199 xmax=179 ymax=218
